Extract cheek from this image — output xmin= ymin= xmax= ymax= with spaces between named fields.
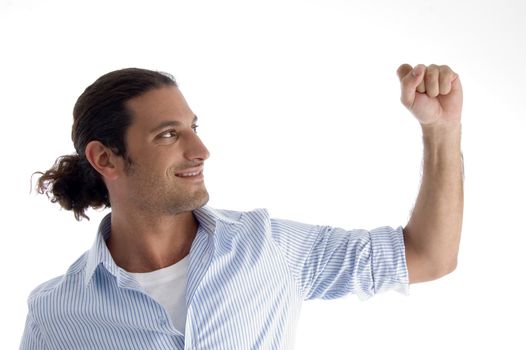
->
xmin=131 ymin=146 xmax=181 ymax=176
xmin=133 ymin=148 xmax=159 ymax=166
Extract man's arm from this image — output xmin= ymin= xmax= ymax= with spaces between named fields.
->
xmin=404 ymin=123 xmax=463 ymax=283
xmin=396 ymin=63 xmax=464 ymax=284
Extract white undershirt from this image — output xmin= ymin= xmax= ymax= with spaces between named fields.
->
xmin=129 ymin=255 xmax=189 ymax=334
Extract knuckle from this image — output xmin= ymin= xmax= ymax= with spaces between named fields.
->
xmin=425 ymin=70 xmax=439 ymax=87
xmin=440 ymin=65 xmax=456 ymax=80
xmin=425 ymin=66 xmax=439 ymax=78
xmin=398 ymin=64 xmax=411 ymax=74
xmin=440 ymin=64 xmax=451 ymax=72
xmin=427 ymin=64 xmax=439 ymax=75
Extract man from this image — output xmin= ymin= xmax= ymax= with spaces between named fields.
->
xmin=20 ymin=64 xmax=463 ymax=349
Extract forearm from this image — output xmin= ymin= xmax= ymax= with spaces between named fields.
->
xmin=404 ymin=122 xmax=464 ymax=274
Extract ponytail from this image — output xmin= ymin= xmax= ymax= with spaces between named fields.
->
xmin=34 ymin=154 xmax=109 ymax=221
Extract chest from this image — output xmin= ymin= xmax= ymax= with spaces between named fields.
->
xmin=184 ymin=232 xmax=301 ymax=349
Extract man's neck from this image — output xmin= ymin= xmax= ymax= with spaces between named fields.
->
xmin=106 ymin=209 xmax=198 ymax=273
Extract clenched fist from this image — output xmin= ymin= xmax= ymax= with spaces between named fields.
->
xmin=397 ymin=64 xmax=463 ymax=127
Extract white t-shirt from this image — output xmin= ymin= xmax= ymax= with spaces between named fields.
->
xmin=129 ymin=255 xmax=189 ymax=334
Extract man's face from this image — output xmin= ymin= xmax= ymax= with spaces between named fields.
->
xmin=118 ymin=85 xmax=210 ymax=215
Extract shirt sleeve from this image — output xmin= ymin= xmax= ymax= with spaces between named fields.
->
xmin=270 ymin=218 xmax=410 ymax=301
xmin=19 ymin=309 xmax=48 ymax=350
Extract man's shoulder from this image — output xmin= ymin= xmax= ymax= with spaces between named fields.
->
xmin=27 ymin=251 xmax=89 ymax=306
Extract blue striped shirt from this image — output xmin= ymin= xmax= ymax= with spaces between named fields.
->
xmin=20 ymin=206 xmax=409 ymax=349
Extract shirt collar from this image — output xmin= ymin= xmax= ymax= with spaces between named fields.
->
xmin=83 ymin=205 xmax=242 ymax=287
xmin=193 ymin=205 xmax=243 ymax=233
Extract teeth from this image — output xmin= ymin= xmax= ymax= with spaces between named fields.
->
xmin=178 ymin=171 xmax=200 ymax=177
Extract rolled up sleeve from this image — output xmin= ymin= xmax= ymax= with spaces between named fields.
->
xmin=271 ymin=218 xmax=409 ymax=301
xmin=366 ymin=225 xmax=410 ymax=300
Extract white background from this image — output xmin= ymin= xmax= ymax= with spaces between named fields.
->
xmin=1 ymin=0 xmax=525 ymax=348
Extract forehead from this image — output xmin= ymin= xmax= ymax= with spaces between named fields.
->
xmin=125 ymin=85 xmax=193 ymax=129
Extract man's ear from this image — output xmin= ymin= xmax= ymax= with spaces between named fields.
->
xmin=85 ymin=141 xmax=122 ymax=181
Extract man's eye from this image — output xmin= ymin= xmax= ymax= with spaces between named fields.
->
xmin=158 ymin=125 xmax=198 ymax=139
xmin=159 ymin=130 xmax=178 ymax=139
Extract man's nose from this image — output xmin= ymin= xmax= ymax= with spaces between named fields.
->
xmin=183 ymin=131 xmax=210 ymax=161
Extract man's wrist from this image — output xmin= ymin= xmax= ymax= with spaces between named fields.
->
xmin=421 ymin=120 xmax=461 ymax=147
xmin=421 ymin=120 xmax=461 ymax=137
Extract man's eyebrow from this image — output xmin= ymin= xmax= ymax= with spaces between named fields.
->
xmin=149 ymin=115 xmax=198 ymax=134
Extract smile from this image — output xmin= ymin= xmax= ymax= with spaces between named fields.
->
xmin=176 ymin=170 xmax=202 ymax=177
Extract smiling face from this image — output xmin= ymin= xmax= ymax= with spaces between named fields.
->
xmin=115 ymin=85 xmax=210 ymax=215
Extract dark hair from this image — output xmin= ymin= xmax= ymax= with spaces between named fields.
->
xmin=34 ymin=68 xmax=177 ymax=221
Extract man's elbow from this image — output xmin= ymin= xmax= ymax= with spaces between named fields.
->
xmin=407 ymin=249 xmax=458 ymax=283
xmin=431 ymin=257 xmax=458 ymax=280
xmin=405 ymin=237 xmax=459 ymax=283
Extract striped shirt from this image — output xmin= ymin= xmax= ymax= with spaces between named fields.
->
xmin=20 ymin=206 xmax=409 ymax=349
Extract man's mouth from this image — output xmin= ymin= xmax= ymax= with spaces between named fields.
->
xmin=175 ymin=166 xmax=204 ymax=178
xmin=175 ymin=170 xmax=203 ymax=177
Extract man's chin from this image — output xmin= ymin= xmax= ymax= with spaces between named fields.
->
xmin=195 ymin=192 xmax=210 ymax=208
xmin=164 ymin=187 xmax=210 ymax=214
xmin=188 ymin=189 xmax=210 ymax=210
